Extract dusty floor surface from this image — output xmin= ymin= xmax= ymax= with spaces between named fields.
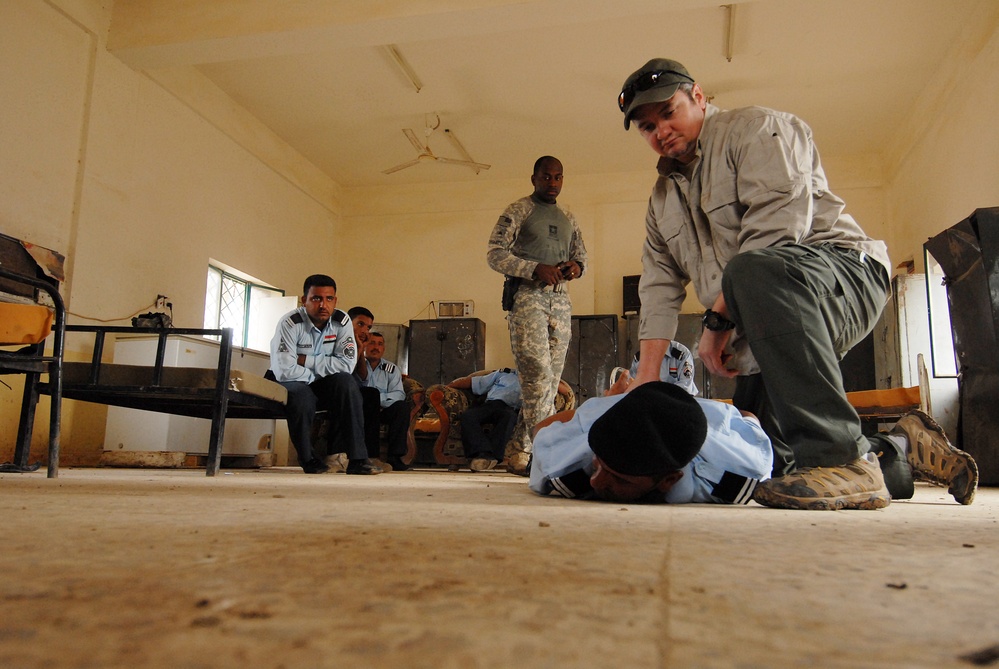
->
xmin=0 ymin=467 xmax=997 ymax=669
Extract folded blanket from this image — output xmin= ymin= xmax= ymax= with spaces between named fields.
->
xmin=0 ymin=302 xmax=53 ymax=345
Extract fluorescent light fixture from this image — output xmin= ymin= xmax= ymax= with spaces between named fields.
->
xmin=384 ymin=44 xmax=422 ymax=93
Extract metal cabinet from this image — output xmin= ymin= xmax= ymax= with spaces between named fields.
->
xmin=406 ymin=318 xmax=485 ymax=387
xmin=372 ymin=322 xmax=409 ymax=374
xmin=562 ymin=315 xmax=619 ymax=403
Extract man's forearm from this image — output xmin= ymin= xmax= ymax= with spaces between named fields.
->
xmin=448 ymin=376 xmax=473 ymax=389
xmin=632 ymin=339 xmax=671 ymax=388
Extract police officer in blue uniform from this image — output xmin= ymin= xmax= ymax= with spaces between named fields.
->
xmin=357 ymin=331 xmax=413 ymax=471
xmin=267 ymin=274 xmax=381 ymax=475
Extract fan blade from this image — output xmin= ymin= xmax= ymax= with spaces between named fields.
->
xmin=403 ymin=128 xmax=425 ymax=153
xmin=444 ymin=128 xmax=476 ymax=162
xmin=382 ymin=158 xmax=421 ymax=175
xmin=436 ymin=156 xmax=491 ymax=172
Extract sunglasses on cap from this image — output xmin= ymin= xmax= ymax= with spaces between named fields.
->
xmin=617 ymin=69 xmax=694 ymax=112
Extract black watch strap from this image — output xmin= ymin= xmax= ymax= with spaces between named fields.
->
xmin=702 ymin=309 xmax=736 ymax=331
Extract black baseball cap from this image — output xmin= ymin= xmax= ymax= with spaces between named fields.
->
xmin=619 ymin=58 xmax=695 ymax=130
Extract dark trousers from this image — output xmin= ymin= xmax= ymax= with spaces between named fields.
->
xmin=379 ymin=400 xmax=412 ymax=458
xmin=360 ymin=386 xmax=382 ymax=458
xmin=723 ymin=244 xmax=891 ymax=475
xmin=359 ymin=387 xmax=412 ymax=459
xmin=460 ymin=400 xmax=518 ymax=460
xmin=279 ymin=372 xmax=367 ymax=464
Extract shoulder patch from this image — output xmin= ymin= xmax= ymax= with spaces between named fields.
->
xmin=332 ymin=309 xmax=350 ymax=326
xmin=290 ymin=312 xmax=304 ymax=324
xmin=380 ymin=361 xmax=397 ymax=373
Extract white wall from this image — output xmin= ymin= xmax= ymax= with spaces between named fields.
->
xmin=1 ymin=0 xmax=341 ymax=463
xmin=886 ymin=23 xmax=999 ymax=264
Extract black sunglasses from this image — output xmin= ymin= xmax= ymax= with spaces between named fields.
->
xmin=618 ymin=69 xmax=693 ymax=112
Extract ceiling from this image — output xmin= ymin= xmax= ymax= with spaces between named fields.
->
xmin=108 ymin=0 xmax=994 ymax=188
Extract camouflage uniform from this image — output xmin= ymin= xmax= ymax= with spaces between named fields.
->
xmin=487 ymin=194 xmax=588 ymax=472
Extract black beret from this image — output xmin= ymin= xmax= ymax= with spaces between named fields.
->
xmin=588 ymin=382 xmax=706 ymax=476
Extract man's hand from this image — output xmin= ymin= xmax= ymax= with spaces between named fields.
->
xmin=533 ymin=263 xmax=565 ymax=286
xmin=558 ymin=260 xmax=582 ymax=281
xmin=296 ymin=354 xmax=306 ymax=367
xmin=605 ymin=368 xmax=631 ymax=396
xmin=699 ymin=296 xmax=739 ymax=378
xmin=698 ymin=327 xmax=738 ymax=377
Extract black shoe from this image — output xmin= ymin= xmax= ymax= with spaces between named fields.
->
xmin=346 ymin=459 xmax=383 ymax=475
xmin=387 ymin=456 xmax=410 ymax=471
xmin=302 ymin=457 xmax=330 ymax=474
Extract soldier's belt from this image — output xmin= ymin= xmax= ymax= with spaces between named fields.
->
xmin=518 ymin=279 xmax=566 ymax=293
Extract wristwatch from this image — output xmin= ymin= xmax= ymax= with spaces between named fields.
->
xmin=702 ymin=309 xmax=736 ymax=332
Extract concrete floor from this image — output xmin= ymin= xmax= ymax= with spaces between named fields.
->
xmin=1 ymin=466 xmax=996 ymax=669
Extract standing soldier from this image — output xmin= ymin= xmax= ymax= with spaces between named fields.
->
xmin=487 ymin=156 xmax=588 ymax=475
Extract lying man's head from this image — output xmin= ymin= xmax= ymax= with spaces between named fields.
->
xmin=587 ymin=382 xmax=707 ymax=502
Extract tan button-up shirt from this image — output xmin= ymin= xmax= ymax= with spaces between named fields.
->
xmin=639 ymin=104 xmax=890 ymax=350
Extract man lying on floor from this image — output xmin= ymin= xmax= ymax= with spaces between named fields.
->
xmin=528 ymin=380 xmax=772 ymax=504
xmin=528 ymin=374 xmax=978 ymax=507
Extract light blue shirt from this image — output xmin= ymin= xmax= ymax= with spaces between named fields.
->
xmin=471 ymin=369 xmax=522 ymax=409
xmin=529 ymin=394 xmax=772 ymax=504
xmin=629 ymin=341 xmax=698 ymax=396
xmin=361 ymin=359 xmax=405 ymax=408
xmin=269 ymin=307 xmax=356 ymax=383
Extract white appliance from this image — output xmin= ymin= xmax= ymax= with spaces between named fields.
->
xmin=103 ymin=334 xmax=276 ymax=457
xmin=874 ymin=273 xmax=959 ymax=439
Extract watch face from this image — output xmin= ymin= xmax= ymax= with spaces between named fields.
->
xmin=703 ymin=311 xmax=734 ymax=331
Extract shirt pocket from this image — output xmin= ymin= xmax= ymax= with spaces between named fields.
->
xmin=701 ymin=180 xmax=744 ymax=234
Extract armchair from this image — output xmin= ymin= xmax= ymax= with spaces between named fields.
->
xmin=419 ymin=370 xmax=575 ymax=467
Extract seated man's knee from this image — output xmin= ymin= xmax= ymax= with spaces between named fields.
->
xmin=313 ymin=371 xmax=354 ymax=394
xmin=284 ymin=382 xmax=318 ymax=412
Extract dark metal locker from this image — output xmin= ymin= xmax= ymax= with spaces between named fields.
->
xmin=406 ymin=318 xmax=485 ymax=387
xmin=562 ymin=315 xmax=618 ymax=403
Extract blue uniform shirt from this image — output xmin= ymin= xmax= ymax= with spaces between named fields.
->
xmin=629 ymin=341 xmax=698 ymax=396
xmin=529 ymin=394 xmax=772 ymax=504
xmin=471 ymin=369 xmax=522 ymax=409
xmin=361 ymin=359 xmax=406 ymax=408
xmin=269 ymin=307 xmax=357 ymax=383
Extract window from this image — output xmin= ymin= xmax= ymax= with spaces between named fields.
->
xmin=205 ymin=264 xmax=286 ymax=351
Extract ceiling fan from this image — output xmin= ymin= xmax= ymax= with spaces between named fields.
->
xmin=382 ymin=113 xmax=491 ymax=175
